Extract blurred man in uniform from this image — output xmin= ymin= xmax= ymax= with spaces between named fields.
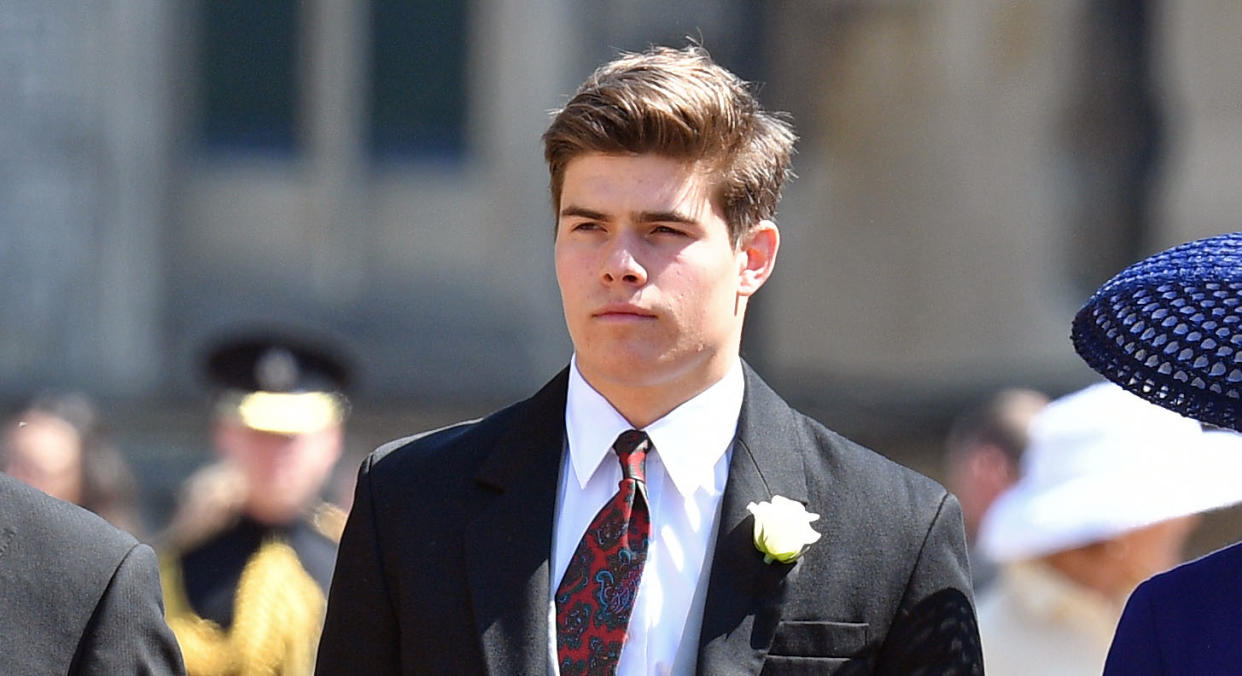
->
xmin=159 ymin=333 xmax=350 ymax=676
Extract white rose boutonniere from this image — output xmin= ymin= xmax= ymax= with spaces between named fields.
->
xmin=746 ymin=495 xmax=821 ymax=564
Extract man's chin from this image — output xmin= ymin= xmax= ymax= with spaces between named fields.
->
xmin=578 ymin=355 xmax=661 ymax=387
xmin=577 ymin=351 xmax=702 ymax=392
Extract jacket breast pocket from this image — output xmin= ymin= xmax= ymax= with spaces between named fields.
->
xmin=768 ymin=620 xmax=869 ymax=658
xmin=760 ymin=655 xmax=854 ymax=676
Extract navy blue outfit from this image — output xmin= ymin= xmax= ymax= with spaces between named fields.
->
xmin=1105 ymin=540 xmax=1242 ymax=674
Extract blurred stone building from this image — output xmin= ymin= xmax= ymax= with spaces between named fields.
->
xmin=1 ymin=1 xmax=1237 ymax=519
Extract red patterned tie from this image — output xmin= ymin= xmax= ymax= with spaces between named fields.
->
xmin=555 ymin=429 xmax=652 ymax=676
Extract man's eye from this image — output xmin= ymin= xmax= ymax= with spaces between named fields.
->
xmin=653 ymin=225 xmax=685 ymax=236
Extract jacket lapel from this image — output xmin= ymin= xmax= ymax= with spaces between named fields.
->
xmin=464 ymin=370 xmax=569 ymax=675
xmin=697 ymin=364 xmax=810 ymax=674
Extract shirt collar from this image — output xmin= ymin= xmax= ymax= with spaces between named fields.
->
xmin=565 ymin=356 xmax=744 ymax=498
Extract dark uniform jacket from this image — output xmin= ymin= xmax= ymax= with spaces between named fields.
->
xmin=162 ymin=503 xmax=341 ymax=675
xmin=316 ymin=365 xmax=983 ymax=674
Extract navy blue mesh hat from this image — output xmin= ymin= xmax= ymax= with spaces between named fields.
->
xmin=1071 ymin=232 xmax=1242 ymax=432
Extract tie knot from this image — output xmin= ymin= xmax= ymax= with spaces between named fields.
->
xmin=613 ymin=429 xmax=650 ymax=482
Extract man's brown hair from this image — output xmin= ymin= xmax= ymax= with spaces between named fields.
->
xmin=543 ymin=45 xmax=796 ymax=245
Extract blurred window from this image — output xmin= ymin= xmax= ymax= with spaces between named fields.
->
xmin=367 ymin=0 xmax=470 ymax=162
xmin=198 ymin=0 xmax=301 ymax=153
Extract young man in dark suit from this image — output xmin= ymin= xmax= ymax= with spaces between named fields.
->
xmin=317 ymin=45 xmax=981 ymax=675
xmin=0 ymin=471 xmax=185 ymax=674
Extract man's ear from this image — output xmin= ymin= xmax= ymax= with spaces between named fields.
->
xmin=737 ymin=219 xmax=780 ymax=297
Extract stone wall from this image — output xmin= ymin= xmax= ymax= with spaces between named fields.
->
xmin=1 ymin=0 xmax=1226 ymax=422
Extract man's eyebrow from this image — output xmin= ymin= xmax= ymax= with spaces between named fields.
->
xmin=636 ymin=210 xmax=697 ymax=225
xmin=558 ymin=206 xmax=699 ymax=225
xmin=559 ymin=206 xmax=608 ymax=221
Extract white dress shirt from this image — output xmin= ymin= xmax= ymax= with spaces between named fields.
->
xmin=548 ymin=356 xmax=743 ymax=676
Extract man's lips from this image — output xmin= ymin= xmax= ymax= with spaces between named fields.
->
xmin=592 ymin=304 xmax=657 ymax=320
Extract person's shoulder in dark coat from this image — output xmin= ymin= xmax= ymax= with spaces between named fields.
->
xmin=1105 ymin=539 xmax=1242 ymax=675
xmin=0 ymin=472 xmax=185 ymax=675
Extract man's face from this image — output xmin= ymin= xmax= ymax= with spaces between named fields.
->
xmin=214 ymin=419 xmax=343 ymax=524
xmin=3 ymin=412 xmax=83 ymax=504
xmin=555 ymin=153 xmax=776 ymax=409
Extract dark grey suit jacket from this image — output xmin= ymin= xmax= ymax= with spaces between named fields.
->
xmin=316 ymin=366 xmax=981 ymax=674
xmin=0 ymin=473 xmax=185 ymax=675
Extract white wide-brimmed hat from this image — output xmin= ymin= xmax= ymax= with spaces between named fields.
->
xmin=978 ymin=381 xmax=1242 ymax=562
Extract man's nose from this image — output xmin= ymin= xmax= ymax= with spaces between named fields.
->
xmin=602 ymin=236 xmax=648 ymax=285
